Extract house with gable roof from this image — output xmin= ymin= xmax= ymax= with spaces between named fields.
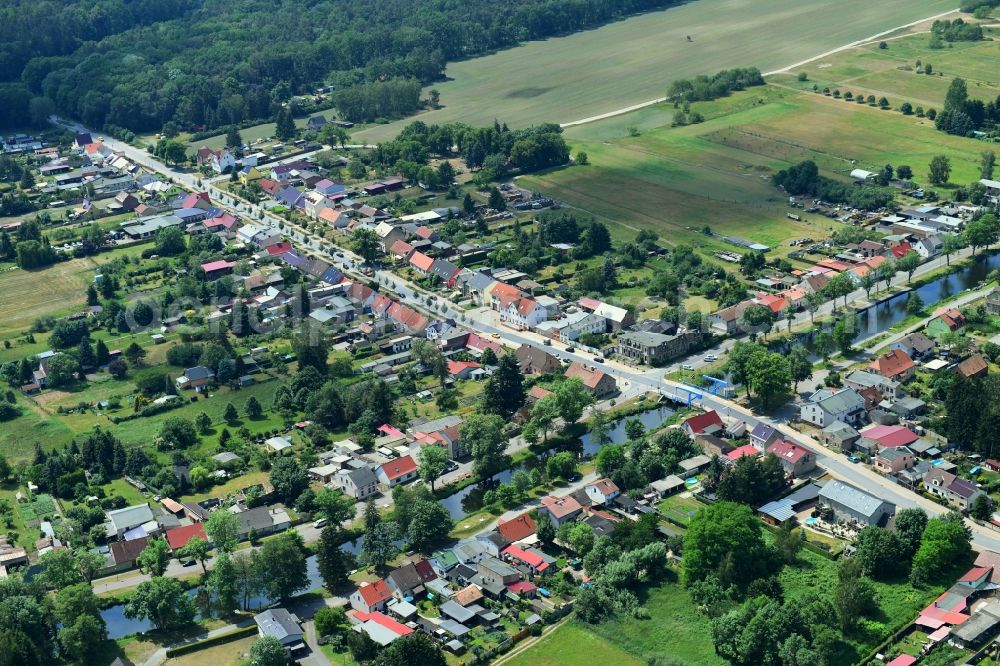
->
xmin=766 ymin=440 xmax=817 ymax=476
xmin=564 ymin=361 xmax=616 ymax=399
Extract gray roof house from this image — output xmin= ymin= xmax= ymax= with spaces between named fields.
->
xmin=891 ymin=332 xmax=936 ymax=359
xmin=333 ymin=467 xmax=379 ymax=500
xmin=254 ymin=608 xmax=304 ymax=646
xmin=818 ymin=480 xmax=895 ymax=526
xmin=820 ymin=420 xmax=861 ymax=452
xmin=843 ymin=370 xmax=902 ymax=400
xmin=800 ymin=388 xmax=866 ymax=428
xmin=107 ymin=504 xmax=155 ymax=537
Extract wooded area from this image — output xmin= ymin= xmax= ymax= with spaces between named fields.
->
xmin=0 ymin=0 xmax=678 ymax=131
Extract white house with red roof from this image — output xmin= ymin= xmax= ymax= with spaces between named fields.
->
xmin=351 ymin=579 xmax=393 ymax=613
xmin=682 ymin=410 xmax=724 ymax=437
xmin=497 ymin=513 xmax=537 ymax=543
xmin=354 ymin=611 xmax=413 ymax=646
xmin=584 ymin=479 xmax=620 ymax=506
xmin=446 ymin=360 xmax=481 ymax=380
xmin=498 ymin=297 xmax=548 ymax=331
xmin=501 ymin=544 xmax=551 ymax=575
xmin=765 ymin=440 xmax=817 ymax=476
xmin=376 ymin=455 xmax=418 ymax=488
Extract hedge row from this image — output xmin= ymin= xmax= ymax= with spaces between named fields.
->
xmin=164 ymin=625 xmax=258 ymax=658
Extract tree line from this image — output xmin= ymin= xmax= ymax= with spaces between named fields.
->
xmin=0 ymin=0 xmax=681 ymax=132
xmin=935 ymin=77 xmax=1000 ymax=137
xmin=773 ymin=160 xmax=895 ymax=211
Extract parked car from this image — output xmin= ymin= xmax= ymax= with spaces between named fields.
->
xmin=593 ymin=357 xmax=605 ymax=363
xmin=682 ymin=364 xmax=695 ymax=371
xmin=703 ymin=354 xmax=717 ymax=362
xmin=313 ymin=518 xmax=328 ymax=529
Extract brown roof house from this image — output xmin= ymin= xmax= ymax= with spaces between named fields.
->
xmin=869 ymin=349 xmax=915 ymax=382
xmin=515 ymin=345 xmax=562 ymax=375
xmin=957 ymin=354 xmax=989 ymax=379
xmin=564 ymin=361 xmax=616 ymax=399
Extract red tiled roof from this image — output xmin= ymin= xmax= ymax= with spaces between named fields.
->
xmin=859 ymin=424 xmax=918 ymax=448
xmin=726 ymin=444 xmax=760 ymax=461
xmin=201 ymin=260 xmax=236 ymax=273
xmin=389 ymin=239 xmax=413 ymax=257
xmin=357 ymin=579 xmax=392 ymax=606
xmin=360 ymin=611 xmax=413 ymax=637
xmin=683 ymin=410 xmax=724 ymax=434
xmin=165 ymin=523 xmax=207 ymax=550
xmin=506 ymin=580 xmax=537 ymax=595
xmin=958 ymin=354 xmax=989 ymax=378
xmin=589 ymin=479 xmax=619 ymax=496
xmin=497 ymin=513 xmax=537 ymax=542
xmin=890 ymin=243 xmax=913 ymax=259
xmin=541 ymin=494 xmax=582 ymax=518
xmin=766 ymin=440 xmax=811 ymax=464
xmin=379 ymin=455 xmax=417 ymax=481
xmin=265 ymin=242 xmax=293 ymax=256
xmin=502 ymin=544 xmax=549 ymax=571
xmin=528 ymin=386 xmax=553 ymax=401
xmin=489 ymin=282 xmax=522 ymax=302
xmin=869 ymin=349 xmax=914 ymax=379
xmin=447 ymin=360 xmax=480 ymax=375
xmin=414 ymin=559 xmax=437 ymax=583
xmin=565 ymin=361 xmax=608 ymax=390
xmin=409 ymin=251 xmax=435 ymax=272
xmin=959 ymin=566 xmax=991 ymax=583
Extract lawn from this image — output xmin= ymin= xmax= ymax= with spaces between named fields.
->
xmin=505 ymin=621 xmax=643 ymax=666
xmin=0 ymin=257 xmax=100 ymax=335
xmin=353 ymin=0 xmax=957 ymax=142
xmin=582 ymin=581 xmax=726 ymax=666
xmin=656 ymin=493 xmax=704 ymax=527
xmin=163 ymin=635 xmax=256 ymax=666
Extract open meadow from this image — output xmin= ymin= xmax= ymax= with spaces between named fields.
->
xmin=770 ymin=28 xmax=1000 ymax=110
xmin=520 ymin=83 xmax=991 ymax=255
xmin=353 ymin=0 xmax=957 ymax=142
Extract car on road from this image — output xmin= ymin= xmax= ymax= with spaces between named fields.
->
xmin=703 ymin=354 xmax=717 ymax=362
xmin=312 ymin=518 xmax=328 ymax=529
xmin=491 ymin=332 xmax=500 ymax=339
xmin=543 ymin=339 xmax=551 ymax=345
xmin=682 ymin=364 xmax=695 ymax=371
xmin=565 ymin=346 xmax=576 ymax=353
xmin=593 ymin=357 xmax=604 ymax=363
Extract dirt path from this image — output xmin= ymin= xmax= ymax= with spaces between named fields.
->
xmin=560 ymin=7 xmax=961 ymax=128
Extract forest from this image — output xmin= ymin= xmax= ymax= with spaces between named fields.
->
xmin=0 ymin=0 xmax=679 ymax=132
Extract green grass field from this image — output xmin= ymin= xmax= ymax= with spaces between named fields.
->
xmin=770 ymin=29 xmax=1000 ymax=110
xmin=506 ymin=621 xmax=643 ymax=666
xmin=520 ymin=84 xmax=989 ymax=255
xmin=353 ymin=0 xmax=957 ymax=142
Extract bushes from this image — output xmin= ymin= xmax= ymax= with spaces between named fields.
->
xmin=163 ymin=625 xmax=258 ymax=658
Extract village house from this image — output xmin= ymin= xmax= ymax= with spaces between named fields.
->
xmin=749 ymin=423 xmax=782 ymax=451
xmin=818 ymin=480 xmax=895 ymax=526
xmin=843 ymin=370 xmax=902 ymax=401
xmin=874 ymin=446 xmax=915 ymax=475
xmin=515 ymin=345 xmax=562 ymax=375
xmin=539 ymin=494 xmax=583 ymax=526
xmin=499 ymin=297 xmax=548 ymax=331
xmin=957 ymin=354 xmax=989 ymax=379
xmin=195 ymin=147 xmax=236 ymax=174
xmin=682 ymin=410 xmax=725 ymax=437
xmin=616 ymin=328 xmax=702 ymax=366
xmin=376 ymin=455 xmax=418 ymax=488
xmin=800 ymin=388 xmax=866 ymax=427
xmin=766 ymin=440 xmax=817 ymax=477
xmin=351 ymin=579 xmax=393 ymax=613
xmin=869 ymin=349 xmax=916 ymax=381
xmin=176 ymin=366 xmax=214 ymax=392
xmin=564 ymin=361 xmax=617 ymax=399
xmin=890 ymin=332 xmax=936 ymax=360
xmin=333 ymin=467 xmax=379 ymax=500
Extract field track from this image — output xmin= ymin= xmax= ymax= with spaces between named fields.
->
xmin=560 ymin=7 xmax=959 ymax=127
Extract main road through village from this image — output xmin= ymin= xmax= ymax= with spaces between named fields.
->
xmin=53 ymin=113 xmax=1000 ymax=555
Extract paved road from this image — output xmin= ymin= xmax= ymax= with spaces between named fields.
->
xmin=58 ymin=117 xmax=1000 ymax=554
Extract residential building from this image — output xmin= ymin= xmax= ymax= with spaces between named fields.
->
xmin=376 ymin=455 xmax=417 ymax=487
xmin=616 ymin=329 xmax=702 ymax=366
xmin=988 ymin=287 xmax=1000 ymax=316
xmin=869 ymin=349 xmax=916 ymax=381
xmin=351 ymin=579 xmax=393 ymax=613
xmin=496 ymin=513 xmax=536 ymax=543
xmin=539 ymin=495 xmax=583 ymax=526
xmin=585 ymin=479 xmax=620 ymax=506
xmin=843 ymin=370 xmax=902 ymax=400
xmin=800 ymin=388 xmax=866 ymax=427
xmin=874 ymin=446 xmax=915 ymax=475
xmin=499 ymin=297 xmax=548 ymax=331
xmin=515 ymin=345 xmax=562 ymax=375
xmin=819 ymin=480 xmax=895 ymax=526
xmin=749 ymin=423 xmax=781 ymax=451
xmin=820 ymin=420 xmax=861 ymax=452
xmin=891 ymin=332 xmax=936 ymax=359
xmin=564 ymin=361 xmax=617 ymax=399
xmin=254 ymin=608 xmax=304 ymax=648
xmin=958 ymin=354 xmax=989 ymax=379
xmin=578 ymin=297 xmax=634 ymax=331
xmin=858 ymin=424 xmax=919 ymax=449
xmin=682 ymin=410 xmax=724 ymax=437
xmin=766 ymin=440 xmax=817 ymax=476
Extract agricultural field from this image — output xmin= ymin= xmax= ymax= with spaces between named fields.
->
xmin=521 ymin=83 xmax=990 ymax=255
xmin=0 ymin=258 xmax=101 ymax=336
xmin=770 ymin=28 xmax=1000 ymax=110
xmin=353 ymin=0 xmax=958 ymax=142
